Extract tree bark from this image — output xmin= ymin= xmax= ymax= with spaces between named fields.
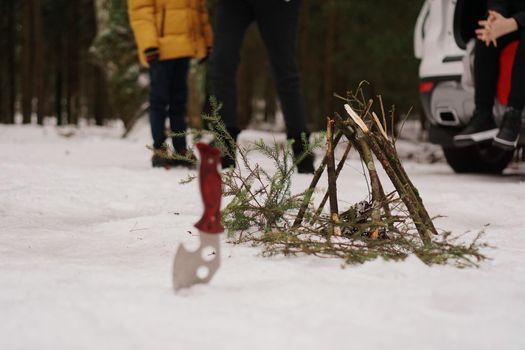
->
xmin=33 ymin=0 xmax=46 ymax=125
xmin=9 ymin=0 xmax=16 ymax=124
xmin=93 ymin=64 xmax=108 ymax=126
xmin=21 ymin=0 xmax=35 ymax=124
xmin=55 ymin=60 xmax=64 ymax=126
xmin=6 ymin=0 xmax=17 ymax=124
xmin=323 ymin=0 xmax=337 ymax=119
xmin=66 ymin=2 xmax=81 ymax=125
xmin=0 ymin=0 xmax=7 ymax=123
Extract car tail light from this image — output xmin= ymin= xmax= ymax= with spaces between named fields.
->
xmin=419 ymin=81 xmax=434 ymax=93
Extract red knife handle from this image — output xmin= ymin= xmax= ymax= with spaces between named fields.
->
xmin=194 ymin=143 xmax=224 ymax=234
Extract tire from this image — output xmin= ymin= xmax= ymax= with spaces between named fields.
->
xmin=442 ymin=142 xmax=514 ymax=174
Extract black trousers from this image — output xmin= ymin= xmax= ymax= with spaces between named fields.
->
xmin=211 ymin=0 xmax=308 ymax=138
xmin=475 ymin=23 xmax=525 ymax=111
xmin=149 ymin=58 xmax=190 ymax=150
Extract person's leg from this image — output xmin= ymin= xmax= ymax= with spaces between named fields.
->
xmin=454 ymin=33 xmax=516 ymax=146
xmin=149 ymin=60 xmax=170 ymax=151
xmin=494 ymin=27 xmax=525 ymax=150
xmin=254 ymin=0 xmax=313 ymax=173
xmin=253 ymin=0 xmax=307 ymax=139
xmin=506 ymin=30 xmax=525 ymax=111
xmin=474 ymin=40 xmax=502 ymax=113
xmin=166 ymin=58 xmax=191 ymax=152
xmin=211 ymin=0 xmax=253 ymax=168
xmin=211 ymin=0 xmax=253 ymax=131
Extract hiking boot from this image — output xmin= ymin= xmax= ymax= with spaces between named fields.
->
xmin=493 ymin=107 xmax=522 ymax=151
xmin=290 ymin=132 xmax=315 ymax=174
xmin=151 ymin=147 xmax=196 ymax=169
xmin=152 ymin=152 xmax=171 ymax=168
xmin=453 ymin=110 xmax=497 ymax=147
xmin=151 ymin=146 xmax=170 ymax=168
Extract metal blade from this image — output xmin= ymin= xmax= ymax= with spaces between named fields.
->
xmin=172 ymin=232 xmax=221 ymax=291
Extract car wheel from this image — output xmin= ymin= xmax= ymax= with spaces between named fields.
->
xmin=442 ymin=142 xmax=514 ymax=174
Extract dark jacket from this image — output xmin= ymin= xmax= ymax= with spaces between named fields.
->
xmin=488 ymin=0 xmax=525 ymax=27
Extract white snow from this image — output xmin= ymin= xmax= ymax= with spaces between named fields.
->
xmin=1 ymin=120 xmax=525 ymax=350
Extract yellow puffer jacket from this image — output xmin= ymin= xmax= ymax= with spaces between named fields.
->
xmin=128 ymin=0 xmax=213 ymax=67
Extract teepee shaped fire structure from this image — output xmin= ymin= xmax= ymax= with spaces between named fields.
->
xmin=293 ymin=100 xmax=438 ymax=247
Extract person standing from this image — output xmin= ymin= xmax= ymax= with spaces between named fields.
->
xmin=128 ymin=0 xmax=213 ymax=167
xmin=454 ymin=0 xmax=525 ymax=150
xmin=211 ymin=0 xmax=315 ymax=173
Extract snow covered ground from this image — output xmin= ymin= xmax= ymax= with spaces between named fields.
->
xmin=1 ymin=120 xmax=525 ymax=350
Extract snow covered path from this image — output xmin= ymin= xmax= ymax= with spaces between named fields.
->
xmin=1 ymin=122 xmax=525 ymax=350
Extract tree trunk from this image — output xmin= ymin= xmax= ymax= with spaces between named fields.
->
xmin=66 ymin=2 xmax=81 ymax=125
xmin=33 ymin=0 xmax=46 ymax=125
xmin=93 ymin=64 xmax=109 ymax=126
xmin=81 ymin=0 xmax=99 ymax=124
xmin=21 ymin=0 xmax=35 ymax=124
xmin=323 ymin=0 xmax=337 ymax=120
xmin=9 ymin=0 xmax=16 ymax=124
xmin=298 ymin=1 xmax=312 ymax=127
xmin=0 ymin=0 xmax=7 ymax=123
xmin=55 ymin=62 xmax=63 ymax=125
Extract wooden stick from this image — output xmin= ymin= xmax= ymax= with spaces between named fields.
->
xmin=353 ymin=129 xmax=386 ymax=227
xmin=326 ymin=118 xmax=341 ymax=236
xmin=292 ymin=130 xmax=344 ymax=227
xmin=311 ymin=138 xmax=353 ymax=223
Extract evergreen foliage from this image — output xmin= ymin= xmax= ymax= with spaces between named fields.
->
xmin=93 ymin=0 xmax=148 ymax=128
xmin=2 ymin=0 xmax=424 ymax=129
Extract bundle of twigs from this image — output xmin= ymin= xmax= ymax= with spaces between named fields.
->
xmin=198 ymin=94 xmax=488 ymax=267
xmin=294 ymin=97 xmax=437 ymax=247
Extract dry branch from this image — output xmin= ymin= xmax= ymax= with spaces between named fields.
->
xmin=326 ymin=118 xmax=341 ymax=236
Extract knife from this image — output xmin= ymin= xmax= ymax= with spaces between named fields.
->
xmin=172 ymin=142 xmax=224 ymax=291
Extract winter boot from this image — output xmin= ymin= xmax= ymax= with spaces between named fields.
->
xmin=493 ymin=106 xmax=522 ymax=151
xmin=453 ymin=109 xmax=497 ymax=147
xmin=290 ymin=133 xmax=315 ymax=174
xmin=151 ymin=146 xmax=172 ymax=168
xmin=220 ymin=127 xmax=240 ymax=169
xmin=151 ymin=146 xmax=195 ymax=169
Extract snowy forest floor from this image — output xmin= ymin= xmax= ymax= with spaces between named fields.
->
xmin=1 ymin=119 xmax=525 ymax=350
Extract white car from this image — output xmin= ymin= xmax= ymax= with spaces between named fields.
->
xmin=414 ymin=0 xmax=524 ymax=173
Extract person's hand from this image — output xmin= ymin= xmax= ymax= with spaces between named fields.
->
xmin=476 ymin=11 xmax=499 ymax=46
xmin=144 ymin=47 xmax=160 ymax=66
xmin=476 ymin=11 xmax=518 ymax=47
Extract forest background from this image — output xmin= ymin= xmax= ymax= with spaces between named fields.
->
xmin=0 ymin=0 xmax=423 ymax=132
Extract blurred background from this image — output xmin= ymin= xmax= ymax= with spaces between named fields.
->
xmin=0 ymin=0 xmax=423 ymax=133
